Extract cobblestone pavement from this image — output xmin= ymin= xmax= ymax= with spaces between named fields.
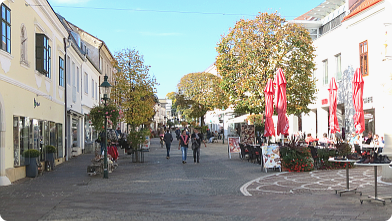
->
xmin=243 ymin=167 xmax=392 ymax=196
xmin=1 ymin=137 xmax=392 ymax=221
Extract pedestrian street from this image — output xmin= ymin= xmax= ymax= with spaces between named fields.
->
xmin=1 ymin=138 xmax=392 ymax=221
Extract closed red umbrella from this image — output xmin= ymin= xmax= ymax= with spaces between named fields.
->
xmin=352 ymin=68 xmax=365 ymax=134
xmin=274 ymin=68 xmax=289 ymax=136
xmin=328 ymin=77 xmax=340 ymax=134
xmin=264 ymin=79 xmax=275 ymax=137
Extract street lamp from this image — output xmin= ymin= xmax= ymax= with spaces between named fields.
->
xmin=100 ymin=75 xmax=112 ymax=179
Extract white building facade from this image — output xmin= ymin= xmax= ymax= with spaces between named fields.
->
xmin=294 ymin=0 xmax=392 ymax=153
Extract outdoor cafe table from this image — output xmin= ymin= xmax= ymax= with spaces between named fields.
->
xmin=328 ymin=158 xmax=361 ymax=196
xmin=354 ymin=163 xmax=392 ymax=205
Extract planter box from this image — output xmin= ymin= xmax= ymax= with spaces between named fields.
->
xmin=25 ymin=157 xmax=38 ymax=178
xmin=46 ymin=153 xmax=55 ymax=170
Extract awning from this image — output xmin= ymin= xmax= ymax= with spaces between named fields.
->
xmin=227 ymin=114 xmax=249 ymax=124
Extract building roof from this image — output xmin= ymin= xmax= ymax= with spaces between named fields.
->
xmin=295 ymin=0 xmax=345 ymax=20
xmin=342 ymin=0 xmax=383 ymax=21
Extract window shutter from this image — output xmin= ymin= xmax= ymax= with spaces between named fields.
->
xmin=36 ymin=34 xmax=44 ymax=74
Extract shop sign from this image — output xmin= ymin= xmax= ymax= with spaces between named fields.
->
xmin=363 ymin=97 xmax=373 ymax=104
xmin=34 ymin=98 xmax=40 ymax=108
xmin=321 ymin=99 xmax=328 ymax=105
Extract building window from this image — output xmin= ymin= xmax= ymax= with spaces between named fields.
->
xmin=84 ymin=73 xmax=88 ymax=94
xmin=1 ymin=4 xmax=11 ymax=53
xmin=360 ymin=40 xmax=368 ymax=76
xmin=21 ymin=25 xmax=28 ymax=65
xmin=77 ymin=67 xmax=79 ymax=93
xmin=335 ymin=54 xmax=341 ymax=80
xmin=92 ymin=79 xmax=94 ymax=98
xmin=66 ymin=56 xmax=70 ymax=85
xmin=59 ymin=57 xmax=64 ymax=87
xmin=323 ymin=59 xmax=328 ymax=85
xmin=36 ymin=34 xmax=51 ymax=78
xmin=95 ymin=82 xmax=98 ymax=100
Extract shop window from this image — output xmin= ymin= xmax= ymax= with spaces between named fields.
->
xmin=16 ymin=117 xmax=30 ymax=166
xmin=359 ymin=40 xmax=368 ymax=76
xmin=335 ymin=53 xmax=341 ymax=81
xmin=13 ymin=117 xmax=20 ymax=166
xmin=363 ymin=109 xmax=375 ymax=137
xmin=36 ymin=34 xmax=51 ymax=78
xmin=323 ymin=59 xmax=328 ymax=85
xmin=1 ymin=4 xmax=11 ymax=53
xmin=57 ymin=123 xmax=63 ymax=158
xmin=59 ymin=57 xmax=64 ymax=87
xmin=72 ymin=118 xmax=79 ymax=148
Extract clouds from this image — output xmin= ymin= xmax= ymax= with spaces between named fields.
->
xmin=49 ymin=0 xmax=91 ymax=4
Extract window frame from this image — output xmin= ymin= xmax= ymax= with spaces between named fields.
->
xmin=359 ymin=40 xmax=368 ymax=76
xmin=84 ymin=72 xmax=88 ymax=94
xmin=92 ymin=79 xmax=94 ymax=98
xmin=322 ymin=59 xmax=328 ymax=85
xmin=1 ymin=4 xmax=11 ymax=53
xmin=59 ymin=57 xmax=64 ymax=87
xmin=335 ymin=53 xmax=341 ymax=81
xmin=36 ymin=34 xmax=51 ymax=78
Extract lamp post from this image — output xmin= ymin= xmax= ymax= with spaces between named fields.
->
xmin=100 ymin=75 xmax=112 ymax=179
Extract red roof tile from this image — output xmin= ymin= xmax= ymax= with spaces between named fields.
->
xmin=342 ymin=0 xmax=383 ymax=22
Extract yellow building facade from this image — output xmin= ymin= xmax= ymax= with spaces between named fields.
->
xmin=0 ymin=0 xmax=68 ymax=184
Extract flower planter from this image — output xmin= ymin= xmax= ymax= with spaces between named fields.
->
xmin=46 ymin=153 xmax=55 ymax=170
xmin=25 ymin=157 xmax=38 ymax=178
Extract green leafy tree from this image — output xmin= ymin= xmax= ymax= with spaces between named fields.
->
xmin=112 ymin=48 xmax=158 ymax=162
xmin=216 ymin=12 xmax=317 ymax=115
xmin=113 ymin=48 xmax=158 ymax=130
xmin=176 ymin=72 xmax=229 ymax=126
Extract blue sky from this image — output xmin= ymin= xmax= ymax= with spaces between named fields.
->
xmin=48 ymin=0 xmax=321 ymax=98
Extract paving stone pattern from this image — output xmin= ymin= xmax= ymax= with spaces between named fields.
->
xmin=1 ymin=137 xmax=392 ymax=221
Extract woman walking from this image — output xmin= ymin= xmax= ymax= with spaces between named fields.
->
xmin=163 ymin=129 xmax=173 ymax=159
xmin=178 ymin=130 xmax=189 ymax=164
xmin=191 ymin=128 xmax=206 ymax=163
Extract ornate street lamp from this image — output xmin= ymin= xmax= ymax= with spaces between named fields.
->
xmin=99 ymin=75 xmax=112 ymax=179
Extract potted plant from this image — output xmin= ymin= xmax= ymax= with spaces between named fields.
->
xmin=23 ymin=149 xmax=40 ymax=178
xmin=44 ymin=145 xmax=56 ymax=171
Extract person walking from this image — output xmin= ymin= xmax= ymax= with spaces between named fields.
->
xmin=178 ymin=130 xmax=189 ymax=164
xmin=163 ymin=129 xmax=173 ymax=159
xmin=191 ymin=128 xmax=206 ymax=163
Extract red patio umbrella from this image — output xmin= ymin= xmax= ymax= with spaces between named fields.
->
xmin=328 ymin=77 xmax=340 ymax=134
xmin=274 ymin=68 xmax=289 ymax=136
xmin=352 ymin=68 xmax=365 ymax=134
xmin=264 ymin=79 xmax=275 ymax=137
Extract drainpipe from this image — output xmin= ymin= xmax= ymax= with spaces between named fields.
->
xmin=64 ymin=37 xmax=71 ymax=161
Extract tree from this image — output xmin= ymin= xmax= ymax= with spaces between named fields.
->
xmin=216 ymin=12 xmax=317 ymax=116
xmin=113 ymin=48 xmax=158 ymax=130
xmin=176 ymin=72 xmax=229 ymax=126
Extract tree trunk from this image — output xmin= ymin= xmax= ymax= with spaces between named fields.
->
xmin=200 ymin=115 xmax=205 ymax=127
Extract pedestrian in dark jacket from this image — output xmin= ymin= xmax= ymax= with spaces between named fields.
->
xmin=163 ymin=130 xmax=173 ymax=159
xmin=191 ymin=128 xmax=206 ymax=163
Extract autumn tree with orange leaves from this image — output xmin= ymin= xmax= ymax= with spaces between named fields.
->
xmin=216 ymin=12 xmax=317 ymax=115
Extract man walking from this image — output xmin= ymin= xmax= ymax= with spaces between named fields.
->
xmin=191 ymin=128 xmax=206 ymax=163
xmin=163 ymin=129 xmax=173 ymax=159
